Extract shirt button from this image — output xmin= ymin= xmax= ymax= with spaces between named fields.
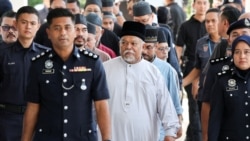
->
xmin=246 ymin=125 xmax=249 ymax=128
xmin=246 ymin=102 xmax=248 ymax=106
xmin=246 ymin=113 xmax=249 ymax=117
xmin=63 ymin=65 xmax=67 ymax=70
xmin=246 ymin=136 xmax=249 ymax=140
xmin=245 ymin=91 xmax=248 ymax=94
xmin=64 ymin=119 xmax=68 ymax=124
xmin=230 ymin=94 xmax=233 ymax=97
xmin=226 ymin=136 xmax=229 ymax=140
xmin=245 ymin=81 xmax=247 ymax=84
xmin=64 ymin=106 xmax=68 ymax=110
xmin=64 ymin=133 xmax=67 ymax=137
xmin=64 ymin=92 xmax=68 ymax=96
xmin=46 ymin=80 xmax=49 ymax=84
xmin=63 ymin=79 xmax=67 ymax=83
xmin=39 ymin=128 xmax=42 ymax=132
xmin=89 ymin=130 xmax=92 ymax=133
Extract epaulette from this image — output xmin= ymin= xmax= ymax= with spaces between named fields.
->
xmin=79 ymin=48 xmax=99 ymax=60
xmin=31 ymin=49 xmax=51 ymax=61
xmin=217 ymin=67 xmax=234 ymax=76
xmin=210 ymin=56 xmax=232 ymax=65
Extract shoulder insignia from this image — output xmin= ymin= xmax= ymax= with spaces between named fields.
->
xmin=79 ymin=49 xmax=99 ymax=60
xmin=217 ymin=68 xmax=233 ymax=76
xmin=210 ymin=56 xmax=230 ymax=64
xmin=31 ymin=49 xmax=51 ymax=61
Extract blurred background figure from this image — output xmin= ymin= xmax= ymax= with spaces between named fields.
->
xmin=0 ymin=11 xmax=18 ymax=45
xmin=0 ymin=0 xmax=13 ymax=43
xmin=34 ymin=0 xmax=50 ymax=23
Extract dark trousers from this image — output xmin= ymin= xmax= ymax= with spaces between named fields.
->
xmin=185 ymin=84 xmax=202 ymax=141
xmin=0 ymin=110 xmax=23 ymax=141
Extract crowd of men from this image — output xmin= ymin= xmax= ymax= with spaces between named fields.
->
xmin=0 ymin=0 xmax=249 ymax=141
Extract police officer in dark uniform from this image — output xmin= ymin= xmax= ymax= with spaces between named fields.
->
xmin=0 ymin=6 xmax=50 ymax=141
xmin=201 ymin=18 xmax=250 ymax=140
xmin=208 ymin=35 xmax=250 ymax=141
xmin=21 ymin=8 xmax=111 ymax=141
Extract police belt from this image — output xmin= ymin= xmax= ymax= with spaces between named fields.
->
xmin=0 ymin=103 xmax=26 ymax=114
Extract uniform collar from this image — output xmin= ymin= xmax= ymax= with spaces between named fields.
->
xmin=190 ymin=15 xmax=205 ymax=23
xmin=14 ymin=40 xmax=39 ymax=52
xmin=231 ymin=66 xmax=250 ymax=80
xmin=49 ymin=46 xmax=81 ymax=60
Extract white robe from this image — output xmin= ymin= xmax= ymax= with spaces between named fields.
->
xmin=103 ymin=57 xmax=180 ymax=141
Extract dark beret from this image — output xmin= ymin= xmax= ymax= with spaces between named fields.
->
xmin=145 ymin=25 xmax=158 ymax=43
xmin=84 ymin=0 xmax=102 ymax=9
xmin=75 ymin=14 xmax=87 ymax=26
xmin=120 ymin=21 xmax=145 ymax=41
xmin=87 ymin=23 xmax=96 ymax=34
xmin=102 ymin=0 xmax=114 ymax=7
xmin=133 ymin=1 xmax=152 ymax=17
xmin=157 ymin=30 xmax=167 ymax=43
xmin=227 ymin=18 xmax=250 ymax=35
xmin=86 ymin=13 xmax=102 ymax=27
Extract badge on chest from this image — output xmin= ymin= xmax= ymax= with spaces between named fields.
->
xmin=43 ymin=60 xmax=55 ymax=74
xmin=226 ymin=79 xmax=238 ymax=91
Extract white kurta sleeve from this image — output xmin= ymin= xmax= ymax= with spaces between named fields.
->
xmin=156 ymin=73 xmax=180 ymax=137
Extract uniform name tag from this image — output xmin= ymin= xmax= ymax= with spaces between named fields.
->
xmin=226 ymin=86 xmax=238 ymax=91
xmin=42 ymin=69 xmax=55 ymax=74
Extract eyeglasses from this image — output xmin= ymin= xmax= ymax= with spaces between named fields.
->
xmin=1 ymin=25 xmax=16 ymax=31
xmin=157 ymin=46 xmax=170 ymax=52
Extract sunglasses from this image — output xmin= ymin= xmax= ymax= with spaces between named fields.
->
xmin=1 ymin=25 xmax=16 ymax=31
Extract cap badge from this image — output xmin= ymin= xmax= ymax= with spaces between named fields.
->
xmin=228 ymin=0 xmax=234 ymax=2
xmin=245 ymin=19 xmax=250 ymax=26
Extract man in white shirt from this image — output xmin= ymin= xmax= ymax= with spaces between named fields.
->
xmin=103 ymin=21 xmax=180 ymax=141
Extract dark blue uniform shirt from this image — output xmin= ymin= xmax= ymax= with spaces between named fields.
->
xmin=26 ymin=47 xmax=109 ymax=141
xmin=201 ymin=57 xmax=233 ymax=102
xmin=194 ymin=35 xmax=218 ymax=101
xmin=0 ymin=41 xmax=50 ymax=105
xmin=208 ymin=66 xmax=250 ymax=141
xmin=0 ymin=41 xmax=49 ymax=141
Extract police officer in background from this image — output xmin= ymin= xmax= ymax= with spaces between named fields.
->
xmin=208 ymin=35 xmax=250 ymax=141
xmin=0 ymin=11 xmax=18 ymax=45
xmin=21 ymin=8 xmax=111 ymax=141
xmin=0 ymin=6 xmax=50 ymax=141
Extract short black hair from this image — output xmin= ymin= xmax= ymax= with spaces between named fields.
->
xmin=16 ymin=6 xmax=40 ymax=23
xmin=47 ymin=8 xmax=75 ymax=26
xmin=67 ymin=0 xmax=80 ymax=7
xmin=0 ymin=10 xmax=16 ymax=24
xmin=221 ymin=6 xmax=241 ymax=25
xmin=157 ymin=6 xmax=168 ymax=24
xmin=50 ymin=0 xmax=67 ymax=5
xmin=206 ymin=8 xmax=220 ymax=14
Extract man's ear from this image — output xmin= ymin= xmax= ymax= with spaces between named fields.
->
xmin=101 ymin=28 xmax=104 ymax=35
xmin=13 ymin=20 xmax=17 ymax=29
xmin=46 ymin=28 xmax=50 ymax=39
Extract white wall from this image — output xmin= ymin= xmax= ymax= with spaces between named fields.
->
xmin=9 ymin=0 xmax=27 ymax=12
xmin=146 ymin=0 xmax=183 ymax=8
xmin=246 ymin=0 xmax=250 ymax=12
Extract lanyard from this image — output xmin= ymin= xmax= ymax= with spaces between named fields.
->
xmin=208 ymin=40 xmax=212 ymax=56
